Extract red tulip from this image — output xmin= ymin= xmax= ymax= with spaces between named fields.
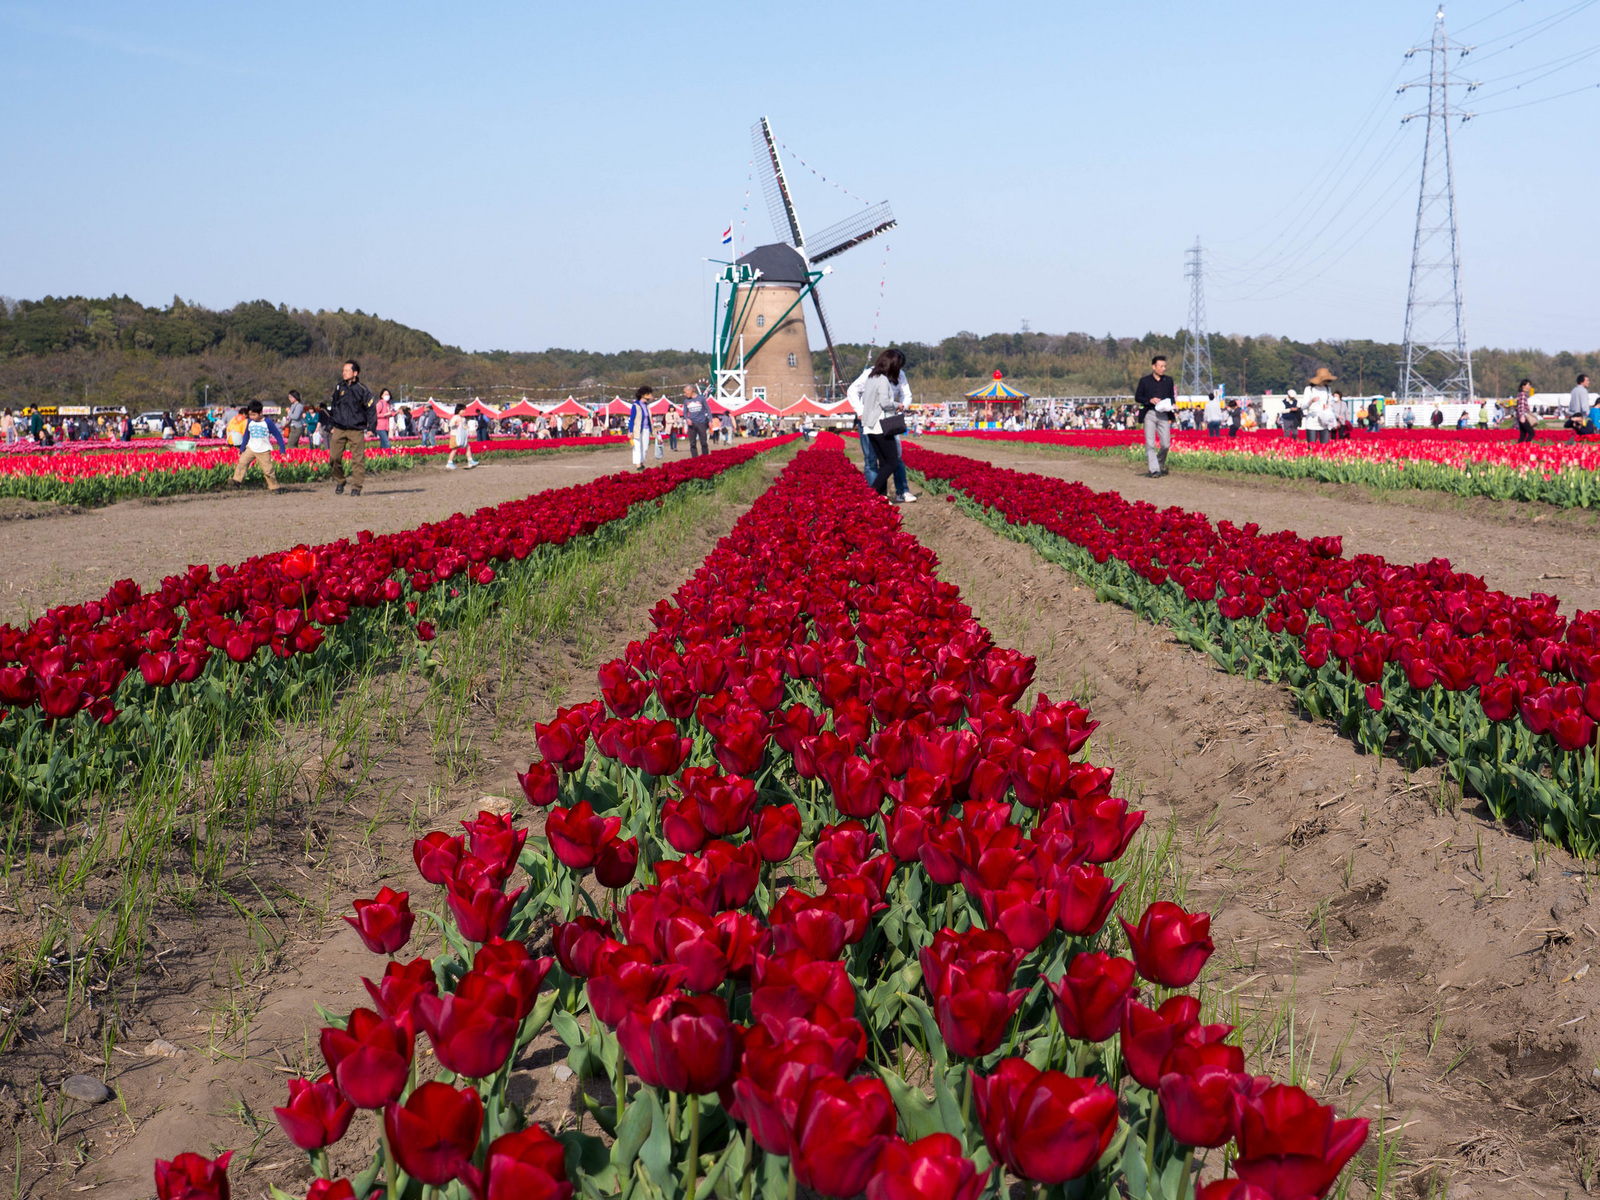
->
xmin=662 ymin=794 xmax=709 ymax=853
xmin=282 ymin=547 xmax=318 ymax=580
xmin=444 ymin=872 xmax=522 ymax=944
xmin=1052 ymin=863 xmax=1123 ymax=937
xmin=1157 ymin=1041 xmax=1248 ymax=1147
xmin=344 ymin=886 xmax=414 ymax=955
xmin=319 ymin=1008 xmax=412 ymax=1108
xmin=413 ymin=831 xmax=464 ymax=886
xmin=931 ymin=962 xmax=1028 ymax=1058
xmin=545 ymin=801 xmax=621 ymax=871
xmin=534 ymin=710 xmax=589 ymax=772
xmin=594 ymin=836 xmax=640 ymax=889
xmin=1232 ymin=1083 xmax=1370 ymax=1200
xmin=415 ymin=969 xmax=521 ymax=1079
xmin=462 ymin=811 xmax=528 ymax=882
xmin=679 ymin=768 xmax=759 ymax=836
xmin=154 ymin=1151 xmax=232 ymax=1200
xmin=1047 ymin=951 xmax=1137 ymax=1043
xmin=586 ymin=950 xmax=686 ymax=1028
xmin=790 ymin=1074 xmax=898 ymax=1198
xmin=730 ymin=1012 xmax=865 ymax=1153
xmin=518 ymin=761 xmax=560 ymax=807
xmin=416 ymin=620 xmax=436 ymax=641
xmin=866 ymin=1133 xmax=982 ymax=1200
xmin=970 ymin=1058 xmax=1118 ymax=1185
xmin=474 ymin=938 xmax=552 ymax=1020
xmin=1192 ymin=1180 xmax=1277 ymax=1200
xmin=1120 ymin=995 xmax=1233 ymax=1091
xmin=552 ymin=916 xmax=610 ymax=978
xmin=383 ymin=1081 xmax=484 ymax=1186
xmin=362 ymin=956 xmax=437 ymax=1036
xmin=305 ymin=1180 xmax=356 ymax=1200
xmin=1121 ymin=900 xmax=1214 ymax=988
xmin=750 ymin=949 xmax=859 ymax=1027
xmin=462 ymin=1124 xmax=574 ymax=1200
xmin=616 ymin=991 xmax=738 ymax=1094
xmin=751 ymin=803 xmax=801 ymax=862
xmin=274 ymin=1074 xmax=354 ymax=1150
xmin=713 ymin=709 xmax=769 ymax=776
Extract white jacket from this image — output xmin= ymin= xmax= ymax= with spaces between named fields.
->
xmin=846 ymin=367 xmax=913 ymax=431
xmin=1302 ymin=386 xmax=1332 ymax=431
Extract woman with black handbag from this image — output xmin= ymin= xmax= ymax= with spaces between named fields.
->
xmin=860 ymin=348 xmax=911 ymax=501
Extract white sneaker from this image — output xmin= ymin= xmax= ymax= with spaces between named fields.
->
xmin=900 ymin=492 xmax=918 ymax=503
xmin=445 ymin=462 xmax=457 ymax=470
xmin=466 ymin=461 xmax=477 ymax=469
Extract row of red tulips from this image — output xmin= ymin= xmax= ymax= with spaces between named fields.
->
xmin=0 ymin=438 xmax=792 ymax=815
xmin=902 ymin=440 xmax=1600 ymax=853
xmin=0 ymin=437 xmax=627 ymax=506
xmin=926 ymin=428 xmax=1600 ymax=507
xmin=155 ymin=436 xmax=1368 ymax=1200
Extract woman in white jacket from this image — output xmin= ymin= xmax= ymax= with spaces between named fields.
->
xmin=847 ymin=350 xmax=916 ymax=502
xmin=855 ymin=349 xmax=912 ymax=502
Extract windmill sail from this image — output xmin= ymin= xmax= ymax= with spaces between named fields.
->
xmin=752 ymin=118 xmax=805 ymax=249
xmin=806 ymin=202 xmax=897 ymax=263
xmin=808 ymin=286 xmax=843 ymax=394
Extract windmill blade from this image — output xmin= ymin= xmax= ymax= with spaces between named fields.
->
xmin=807 ymin=202 xmax=897 ymax=264
xmin=751 ymin=117 xmax=805 ymax=249
xmin=809 ymin=285 xmax=844 ymax=396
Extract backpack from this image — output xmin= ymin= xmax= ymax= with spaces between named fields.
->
xmin=226 ymin=414 xmax=249 ymax=447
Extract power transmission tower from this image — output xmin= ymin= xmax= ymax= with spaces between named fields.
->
xmin=1399 ymin=7 xmax=1476 ymax=405
xmin=1182 ymin=237 xmax=1214 ymax=397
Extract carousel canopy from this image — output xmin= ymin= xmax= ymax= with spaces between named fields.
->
xmin=964 ymin=372 xmax=1029 ymax=403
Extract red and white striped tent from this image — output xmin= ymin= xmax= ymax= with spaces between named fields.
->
xmin=497 ymin=400 xmax=544 ymax=419
xmin=780 ymin=397 xmax=838 ymax=417
xmin=730 ymin=397 xmax=782 ymax=416
xmin=647 ymin=397 xmax=675 ymax=416
xmin=542 ymin=397 xmax=592 ymax=418
xmin=461 ymin=400 xmax=501 ymax=418
xmin=597 ymin=398 xmax=632 ymax=417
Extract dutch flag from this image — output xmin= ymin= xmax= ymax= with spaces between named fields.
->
xmin=721 ymin=225 xmax=733 ymax=246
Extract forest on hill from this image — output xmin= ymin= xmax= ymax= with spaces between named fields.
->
xmin=1 ymin=293 xmax=1594 ymax=410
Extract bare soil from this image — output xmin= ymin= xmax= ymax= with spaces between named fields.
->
xmin=0 ymin=444 xmax=685 ymax=628
xmin=899 ymin=491 xmax=1600 ymax=1200
xmin=0 ymin=452 xmax=790 ymax=1200
xmin=914 ymin=437 xmax=1600 ymax=614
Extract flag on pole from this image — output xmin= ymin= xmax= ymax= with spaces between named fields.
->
xmin=721 ymin=225 xmax=733 ymax=246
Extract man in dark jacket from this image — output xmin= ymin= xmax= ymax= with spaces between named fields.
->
xmin=327 ymin=359 xmax=375 ymax=495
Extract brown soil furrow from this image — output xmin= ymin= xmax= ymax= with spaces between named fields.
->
xmin=898 ymin=494 xmax=1600 ymax=1200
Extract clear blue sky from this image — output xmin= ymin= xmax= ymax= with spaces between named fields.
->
xmin=2 ymin=0 xmax=1596 ymax=355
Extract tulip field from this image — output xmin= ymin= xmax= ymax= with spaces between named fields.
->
xmin=137 ymin=437 xmax=1378 ymax=1200
xmin=0 ymin=437 xmax=626 ymax=506
xmin=929 ymin=428 xmax=1600 ymax=508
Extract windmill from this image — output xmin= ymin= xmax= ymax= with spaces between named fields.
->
xmin=710 ymin=117 xmax=896 ymax=406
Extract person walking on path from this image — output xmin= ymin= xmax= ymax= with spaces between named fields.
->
xmin=327 ymin=359 xmax=375 ymax=496
xmin=1515 ymin=379 xmax=1538 ymax=443
xmin=680 ymin=385 xmax=711 ymax=457
xmin=1567 ymin=374 xmax=1592 ymax=436
xmin=628 ymin=386 xmax=655 ymax=470
xmin=231 ymin=401 xmax=286 ymax=493
xmin=445 ymin=403 xmax=478 ymax=470
xmin=285 ymin=391 xmax=306 ymax=448
xmin=1203 ymin=392 xmax=1223 ymax=437
xmin=1226 ymin=398 xmax=1242 ymax=438
xmin=858 ymin=349 xmax=910 ymax=502
xmin=375 ymin=390 xmax=395 ymax=450
xmin=847 ymin=353 xmax=917 ymax=500
xmin=1134 ymin=354 xmax=1176 ymax=477
xmin=420 ymin=405 xmax=440 ymax=448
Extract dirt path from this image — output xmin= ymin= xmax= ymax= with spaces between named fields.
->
xmin=7 ymin=453 xmax=794 ymax=1200
xmin=898 ymin=496 xmax=1600 ymax=1199
xmin=913 ymin=436 xmax=1600 ymax=614
xmin=0 ymin=444 xmax=703 ymax=627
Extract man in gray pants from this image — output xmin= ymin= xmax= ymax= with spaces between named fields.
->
xmin=680 ymin=385 xmax=711 ymax=456
xmin=1134 ymin=354 xmax=1176 ymax=477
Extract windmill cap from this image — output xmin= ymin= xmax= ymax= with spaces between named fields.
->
xmin=1309 ymin=368 xmax=1338 ymax=385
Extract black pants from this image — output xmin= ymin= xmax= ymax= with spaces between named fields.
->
xmin=867 ymin=432 xmax=902 ymax=495
xmin=1518 ymin=419 xmax=1537 ymax=443
xmin=687 ymin=423 xmax=709 ymax=456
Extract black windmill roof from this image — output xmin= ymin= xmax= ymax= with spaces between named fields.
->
xmin=736 ymin=242 xmax=810 ymax=286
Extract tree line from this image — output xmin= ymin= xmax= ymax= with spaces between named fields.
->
xmin=1 ymin=294 xmax=1594 ymax=410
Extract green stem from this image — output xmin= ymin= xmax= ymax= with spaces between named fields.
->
xmin=740 ymin=1127 xmax=754 ymax=1200
xmin=787 ymin=1161 xmax=797 ymax=1200
xmin=683 ymin=1093 xmax=701 ymax=1200
xmin=381 ymin=1126 xmax=399 ymax=1200
xmin=1177 ymin=1147 xmax=1194 ymax=1200
xmin=615 ymin=1039 xmax=626 ymax=1127
xmin=1144 ymin=1101 xmax=1159 ymax=1197
xmin=961 ymin=1069 xmax=973 ymax=1150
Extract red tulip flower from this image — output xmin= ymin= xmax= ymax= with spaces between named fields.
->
xmin=970 ymin=1058 xmax=1118 ymax=1185
xmin=274 ymin=1074 xmax=354 ymax=1150
xmin=518 ymin=761 xmax=560 ymax=808
xmin=731 ymin=1012 xmax=865 ymax=1153
xmin=344 ymin=886 xmax=414 ymax=955
xmin=1121 ymin=900 xmax=1214 ymax=988
xmin=319 ymin=1008 xmax=413 ymax=1108
xmin=416 ymin=620 xmax=436 ymax=642
xmin=552 ymin=916 xmax=611 ymax=978
xmin=713 ymin=709 xmax=769 ymax=776
xmin=361 ymin=956 xmax=437 ymax=1037
xmin=679 ymin=768 xmax=759 ymax=836
xmin=534 ymin=710 xmax=589 ymax=772
xmin=931 ymin=961 xmax=1028 ymax=1059
xmin=790 ymin=1074 xmax=898 ymax=1198
xmin=462 ymin=811 xmax=527 ymax=883
xmin=594 ymin=836 xmax=640 ymax=889
xmin=305 ymin=1180 xmax=356 ymax=1200
xmin=1193 ymin=1181 xmax=1277 ymax=1200
xmin=1047 ymin=951 xmax=1137 ymax=1043
xmin=1052 ymin=863 xmax=1124 ymax=937
xmin=616 ymin=992 xmax=738 ymax=1094
xmin=866 ymin=1133 xmax=982 ymax=1200
xmin=462 ymin=1124 xmax=574 ymax=1200
xmin=662 ymin=795 xmax=709 ymax=853
xmin=415 ymin=969 xmax=521 ymax=1079
xmin=545 ymin=801 xmax=621 ymax=871
xmin=413 ymin=831 xmax=464 ymax=886
xmin=383 ymin=1081 xmax=484 ymax=1186
xmin=282 ymin=547 xmax=318 ymax=580
xmin=474 ymin=938 xmax=552 ymax=1021
xmin=1231 ymin=1083 xmax=1370 ymax=1200
xmin=154 ymin=1150 xmax=232 ymax=1200
xmin=444 ymin=872 xmax=522 ymax=944
xmin=751 ymin=803 xmax=801 ymax=862
xmin=586 ymin=951 xmax=686 ymax=1028
xmin=1157 ymin=1041 xmax=1248 ymax=1148
xmin=1120 ymin=995 xmax=1233 ymax=1091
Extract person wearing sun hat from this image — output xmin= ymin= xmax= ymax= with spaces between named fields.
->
xmin=1303 ymin=367 xmax=1337 ymax=445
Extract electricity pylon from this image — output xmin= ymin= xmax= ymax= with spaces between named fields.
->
xmin=1182 ymin=237 xmax=1214 ymax=397
xmin=1399 ymin=7 xmax=1476 ymax=405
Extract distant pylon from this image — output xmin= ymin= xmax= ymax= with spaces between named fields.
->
xmin=1182 ymin=237 xmax=1214 ymax=397
xmin=1399 ymin=7 xmax=1476 ymax=405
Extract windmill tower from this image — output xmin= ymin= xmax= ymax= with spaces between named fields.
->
xmin=711 ymin=118 xmax=896 ymax=406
